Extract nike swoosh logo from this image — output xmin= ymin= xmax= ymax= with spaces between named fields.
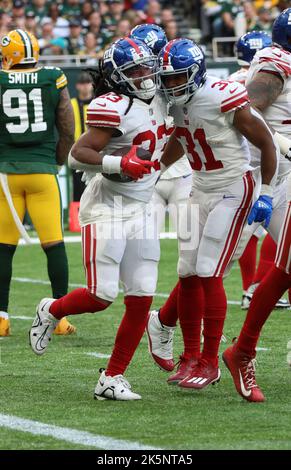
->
xmin=99 ymin=381 xmax=104 ymax=387
xmin=223 ymin=195 xmax=236 ymax=199
xmin=229 ymin=87 xmax=238 ymax=94
xmin=97 ymin=103 xmax=106 ymax=108
xmin=273 ymin=52 xmax=282 ymax=58
xmin=239 ymin=370 xmax=251 ymax=397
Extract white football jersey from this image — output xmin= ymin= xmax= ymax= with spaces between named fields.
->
xmin=170 ymin=75 xmax=252 ymax=191
xmin=247 ymin=46 xmax=291 ymax=179
xmin=161 ymin=155 xmax=192 ymax=180
xmin=79 ymin=92 xmax=168 ymax=225
xmin=229 ymin=67 xmax=248 ymax=85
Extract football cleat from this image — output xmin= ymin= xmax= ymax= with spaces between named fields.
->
xmin=167 ymin=354 xmax=199 ymax=385
xmin=179 ymin=358 xmax=221 ymax=390
xmin=94 ymin=369 xmax=141 ymax=401
xmin=241 ymin=283 xmax=290 ymax=310
xmin=54 ymin=317 xmax=76 ymax=335
xmin=146 ymin=310 xmax=175 ymax=372
xmin=222 ymin=344 xmax=265 ymax=402
xmin=29 ymin=298 xmax=59 ymax=355
xmin=0 ymin=312 xmax=10 ymax=337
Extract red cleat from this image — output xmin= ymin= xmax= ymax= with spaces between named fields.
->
xmin=167 ymin=354 xmax=199 ymax=385
xmin=222 ymin=345 xmax=265 ymax=402
xmin=179 ymin=358 xmax=221 ymax=389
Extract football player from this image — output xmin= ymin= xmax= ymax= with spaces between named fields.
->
xmin=223 ymin=9 xmax=291 ymax=402
xmin=153 ymin=38 xmax=277 ymax=389
xmin=130 ymin=24 xmax=192 ymax=237
xmin=231 ymin=31 xmax=289 ymax=309
xmin=29 ymin=38 xmax=166 ymax=401
xmin=0 ymin=30 xmax=76 ymax=337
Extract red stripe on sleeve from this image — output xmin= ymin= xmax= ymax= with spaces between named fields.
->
xmin=221 ymin=95 xmax=250 ymax=113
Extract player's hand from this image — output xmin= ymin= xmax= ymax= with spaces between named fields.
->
xmin=248 ymin=195 xmax=273 ymax=228
xmin=120 ymin=145 xmax=155 ymax=180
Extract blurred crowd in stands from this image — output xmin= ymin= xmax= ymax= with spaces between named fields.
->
xmin=0 ymin=0 xmax=180 ymax=63
xmin=200 ymin=0 xmax=291 ymax=44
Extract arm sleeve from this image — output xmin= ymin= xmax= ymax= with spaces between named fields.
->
xmin=86 ymin=94 xmax=125 ymax=132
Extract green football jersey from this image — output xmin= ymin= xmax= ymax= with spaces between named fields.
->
xmin=0 ymin=66 xmax=67 ymax=174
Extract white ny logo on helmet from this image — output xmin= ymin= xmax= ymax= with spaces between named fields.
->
xmin=145 ymin=31 xmax=159 ymax=48
xmin=189 ymin=45 xmax=203 ymax=61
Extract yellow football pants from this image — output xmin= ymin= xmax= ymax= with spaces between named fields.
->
xmin=0 ymin=174 xmax=63 ymax=245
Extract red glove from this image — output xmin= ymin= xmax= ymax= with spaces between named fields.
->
xmin=120 ymin=146 xmax=155 ymax=180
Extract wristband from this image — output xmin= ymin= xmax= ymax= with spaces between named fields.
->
xmin=102 ymin=155 xmax=122 ymax=174
xmin=260 ymin=184 xmax=274 ymax=198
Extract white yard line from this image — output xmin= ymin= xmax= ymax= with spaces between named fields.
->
xmin=19 ymin=233 xmax=178 ymax=245
xmin=11 ymin=277 xmax=241 ymax=304
xmin=85 ymin=352 xmax=111 ymax=359
xmin=0 ymin=414 xmax=159 ymax=450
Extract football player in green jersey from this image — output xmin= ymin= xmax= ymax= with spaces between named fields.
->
xmin=0 ymin=29 xmax=76 ymax=336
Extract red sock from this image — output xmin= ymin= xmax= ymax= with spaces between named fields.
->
xmin=237 ymin=267 xmax=291 ymax=357
xmin=200 ymin=277 xmax=227 ymax=366
xmin=106 ymin=296 xmax=153 ymax=376
xmin=178 ymin=276 xmax=204 ymax=359
xmin=239 ymin=235 xmax=258 ymax=291
xmin=49 ymin=288 xmax=108 ymax=319
xmin=159 ymin=281 xmax=179 ymax=327
xmin=253 ymin=234 xmax=277 ymax=284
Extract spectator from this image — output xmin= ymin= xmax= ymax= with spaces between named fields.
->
xmin=81 ymin=1 xmax=94 ymax=30
xmin=212 ymin=0 xmax=244 ymax=38
xmin=0 ymin=0 xmax=13 ymax=15
xmin=26 ymin=0 xmax=49 ymax=22
xmin=67 ymin=19 xmax=84 ymax=55
xmin=12 ymin=0 xmax=25 ymax=19
xmin=115 ymin=18 xmax=131 ymax=37
xmin=60 ymin=0 xmax=81 ymax=21
xmin=160 ymin=8 xmax=174 ymax=28
xmin=78 ymin=31 xmax=98 ymax=65
xmin=25 ymin=11 xmax=38 ymax=36
xmin=0 ymin=12 xmax=12 ymax=38
xmin=164 ymin=19 xmax=179 ymax=40
xmin=244 ymin=1 xmax=258 ymax=32
xmin=88 ymin=10 xmax=112 ymax=50
xmin=127 ymin=0 xmax=148 ymax=10
xmin=253 ymin=6 xmax=273 ymax=32
xmin=38 ymin=17 xmax=54 ymax=55
xmin=99 ymin=1 xmax=110 ymax=17
xmin=145 ymin=0 xmax=161 ymax=24
xmin=88 ymin=11 xmax=102 ymax=35
xmin=123 ymin=7 xmax=145 ymax=27
xmin=102 ymin=0 xmax=124 ymax=34
xmin=48 ymin=4 xmax=70 ymax=39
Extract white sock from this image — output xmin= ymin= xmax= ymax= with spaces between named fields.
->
xmin=0 ymin=311 xmax=9 ymax=320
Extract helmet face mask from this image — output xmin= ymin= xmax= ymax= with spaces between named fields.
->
xmin=103 ymin=38 xmax=158 ymax=100
xmin=159 ymin=64 xmax=200 ymax=105
xmin=158 ymin=39 xmax=206 ymax=106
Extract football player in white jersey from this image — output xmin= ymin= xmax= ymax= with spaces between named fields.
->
xmin=29 ymin=37 xmax=167 ymax=401
xmin=153 ymin=38 xmax=277 ymax=390
xmin=229 ymin=32 xmax=289 ymax=309
xmin=146 ymin=32 xmax=276 ymax=375
xmin=130 ymin=24 xmax=193 ymax=235
xmin=223 ymin=9 xmax=291 ymax=402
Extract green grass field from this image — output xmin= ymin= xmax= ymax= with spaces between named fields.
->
xmin=1 ymin=237 xmax=291 ymax=450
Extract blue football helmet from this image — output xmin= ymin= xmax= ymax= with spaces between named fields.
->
xmin=272 ymin=8 xmax=291 ymax=52
xmin=130 ymin=24 xmax=167 ymax=55
xmin=235 ymin=31 xmax=272 ymax=66
xmin=102 ymin=37 xmax=158 ymax=100
xmin=158 ymin=38 xmax=206 ymax=105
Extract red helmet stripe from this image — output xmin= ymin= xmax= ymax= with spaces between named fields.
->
xmin=125 ymin=37 xmax=141 ymax=54
xmin=163 ymin=39 xmax=178 ymax=65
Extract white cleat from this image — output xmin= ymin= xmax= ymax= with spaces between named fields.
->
xmin=146 ymin=310 xmax=176 ymax=372
xmin=29 ymin=298 xmax=59 ymax=355
xmin=241 ymin=283 xmax=290 ymax=310
xmin=94 ymin=369 xmax=141 ymax=401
